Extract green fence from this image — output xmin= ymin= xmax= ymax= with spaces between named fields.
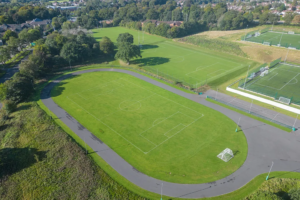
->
xmin=269 ymin=58 xmax=281 ymax=68
xmin=206 ymin=95 xmax=294 ymax=130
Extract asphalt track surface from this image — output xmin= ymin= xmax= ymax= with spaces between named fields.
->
xmin=41 ymin=68 xmax=300 ymax=199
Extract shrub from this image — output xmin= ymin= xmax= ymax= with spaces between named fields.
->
xmin=289 ymin=188 xmax=300 ymax=200
xmin=2 ymin=100 xmax=17 ymax=114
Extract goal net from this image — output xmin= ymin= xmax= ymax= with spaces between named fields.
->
xmin=263 ymin=42 xmax=270 ymax=46
xmin=217 ymin=148 xmax=234 ymax=162
xmin=278 ymin=96 xmax=291 ymax=105
xmin=288 ymin=31 xmax=295 ymax=34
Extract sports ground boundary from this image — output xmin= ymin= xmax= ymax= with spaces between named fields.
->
xmin=40 ymin=68 xmax=300 ymax=199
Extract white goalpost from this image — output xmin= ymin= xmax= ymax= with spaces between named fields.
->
xmin=217 ymin=148 xmax=234 ymax=162
xmin=278 ymin=97 xmax=291 ymax=105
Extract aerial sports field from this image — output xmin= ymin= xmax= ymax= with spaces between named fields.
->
xmin=93 ymin=27 xmax=253 ymax=87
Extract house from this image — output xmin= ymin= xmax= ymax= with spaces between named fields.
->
xmin=25 ymin=18 xmax=51 ymax=28
xmin=0 ymin=24 xmax=23 ymax=33
xmin=99 ymin=20 xmax=113 ymax=25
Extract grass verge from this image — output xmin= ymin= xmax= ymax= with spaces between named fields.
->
xmin=206 ymin=98 xmax=291 ymax=132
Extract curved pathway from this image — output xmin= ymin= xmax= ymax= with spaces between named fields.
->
xmin=41 ymin=68 xmax=300 ymax=199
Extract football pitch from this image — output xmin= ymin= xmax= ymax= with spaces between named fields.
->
xmin=51 ymin=72 xmax=247 ymax=184
xmin=245 ymin=32 xmax=300 ymax=49
xmin=93 ymin=27 xmax=253 ymax=87
xmin=244 ymin=63 xmax=300 ymax=105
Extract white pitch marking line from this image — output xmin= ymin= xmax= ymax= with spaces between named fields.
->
xmin=268 ymin=73 xmax=278 ymax=81
xmin=164 ymin=124 xmax=186 ymax=138
xmin=120 ymin=78 xmax=204 ymax=116
xmin=67 ymin=96 xmax=147 ymax=154
xmin=185 ymin=63 xmax=219 ymax=76
xmin=279 ymin=73 xmax=300 ymax=90
xmin=145 ymin=115 xmax=204 ymax=154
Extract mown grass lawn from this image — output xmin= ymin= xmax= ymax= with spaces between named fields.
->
xmin=92 ymin=27 xmax=254 ymax=88
xmin=51 ymin=71 xmax=248 ymax=184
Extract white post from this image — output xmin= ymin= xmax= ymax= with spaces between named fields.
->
xmin=249 ymin=99 xmax=253 ymax=113
xmin=215 ymin=88 xmax=219 ymax=100
xmin=236 ymin=117 xmax=241 ymax=132
xmin=243 ymin=65 xmax=250 ymax=89
xmin=161 ymin=182 xmax=163 ymax=200
xmin=266 ymin=161 xmax=274 ymax=180
xmin=244 ymin=25 xmax=248 ymax=41
xmin=84 ymin=139 xmax=87 ymax=154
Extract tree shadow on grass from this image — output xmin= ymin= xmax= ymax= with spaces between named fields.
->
xmin=131 ymin=57 xmax=170 ymax=67
xmin=140 ymin=44 xmax=158 ymax=50
xmin=0 ymin=147 xmax=47 ymax=179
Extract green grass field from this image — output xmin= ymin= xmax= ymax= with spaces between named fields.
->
xmin=93 ymin=27 xmax=253 ymax=87
xmin=51 ymin=71 xmax=247 ymax=184
xmin=245 ymin=31 xmax=300 ymax=49
xmin=244 ymin=63 xmax=300 ymax=106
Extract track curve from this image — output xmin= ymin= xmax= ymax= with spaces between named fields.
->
xmin=41 ymin=68 xmax=300 ymax=199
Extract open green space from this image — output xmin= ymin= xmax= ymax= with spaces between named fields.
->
xmin=51 ymin=71 xmax=247 ymax=184
xmin=243 ymin=63 xmax=300 ymax=106
xmin=93 ymin=27 xmax=254 ymax=88
xmin=245 ymin=31 xmax=300 ymax=49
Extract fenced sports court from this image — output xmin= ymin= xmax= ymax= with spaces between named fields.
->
xmin=238 ymin=58 xmax=300 ymax=106
xmin=242 ymin=27 xmax=300 ymax=50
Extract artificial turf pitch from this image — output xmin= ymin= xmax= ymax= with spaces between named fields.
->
xmin=52 ymin=71 xmax=247 ymax=184
xmin=244 ymin=63 xmax=300 ymax=105
xmin=93 ymin=27 xmax=253 ymax=87
xmin=245 ymin=32 xmax=300 ymax=49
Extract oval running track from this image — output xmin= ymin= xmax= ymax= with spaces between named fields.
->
xmin=40 ymin=68 xmax=300 ymax=199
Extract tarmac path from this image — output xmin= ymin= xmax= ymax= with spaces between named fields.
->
xmin=41 ymin=68 xmax=300 ymax=199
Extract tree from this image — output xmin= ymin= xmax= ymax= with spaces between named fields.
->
xmin=115 ymin=43 xmax=141 ymax=64
xmin=292 ymin=15 xmax=300 ymax=25
xmin=146 ymin=9 xmax=159 ymax=19
xmin=5 ymin=72 xmax=33 ymax=103
xmin=292 ymin=0 xmax=298 ymax=7
xmin=60 ymin=42 xmax=80 ymax=67
xmin=0 ymin=47 xmax=11 ymax=64
xmin=0 ymin=83 xmax=7 ymax=101
xmin=100 ymin=36 xmax=114 ymax=55
xmin=284 ymin=12 xmax=294 ymax=25
xmin=19 ymin=59 xmax=40 ymax=79
xmin=28 ymin=29 xmax=41 ymax=43
xmin=117 ymin=33 xmax=134 ymax=45
xmin=19 ymin=29 xmax=30 ymax=45
xmin=289 ymin=188 xmax=300 ymax=200
xmin=2 ymin=30 xmax=18 ymax=42
xmin=7 ymin=37 xmax=20 ymax=54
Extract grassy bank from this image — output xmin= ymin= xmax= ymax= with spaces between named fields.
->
xmin=0 ymin=102 xmax=147 ymax=199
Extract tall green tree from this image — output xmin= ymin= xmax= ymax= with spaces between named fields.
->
xmin=115 ymin=43 xmax=141 ymax=64
xmin=2 ymin=30 xmax=18 ymax=42
xmin=100 ymin=36 xmax=114 ymax=55
xmin=117 ymin=33 xmax=134 ymax=45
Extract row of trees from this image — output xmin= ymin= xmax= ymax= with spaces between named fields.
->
xmin=0 ymin=5 xmax=61 ymax=24
xmin=0 ymin=28 xmax=42 ymax=64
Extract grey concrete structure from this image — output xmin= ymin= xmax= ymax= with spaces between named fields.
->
xmin=41 ymin=68 xmax=300 ymax=199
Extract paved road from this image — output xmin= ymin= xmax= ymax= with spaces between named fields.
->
xmin=41 ymin=68 xmax=300 ymax=199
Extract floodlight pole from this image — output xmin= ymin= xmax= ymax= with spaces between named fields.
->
xmin=271 ymin=21 xmax=274 ymax=31
xmin=235 ymin=117 xmax=241 ymax=132
xmin=243 ymin=65 xmax=250 ymax=89
xmin=161 ymin=182 xmax=163 ymax=200
xmin=215 ymin=88 xmax=219 ymax=100
xmin=284 ymin=45 xmax=291 ymax=63
xmin=293 ymin=114 xmax=298 ymax=131
xmin=249 ymin=99 xmax=253 ymax=113
xmin=278 ymin=33 xmax=284 ymax=47
xmin=266 ymin=161 xmax=274 ymax=180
